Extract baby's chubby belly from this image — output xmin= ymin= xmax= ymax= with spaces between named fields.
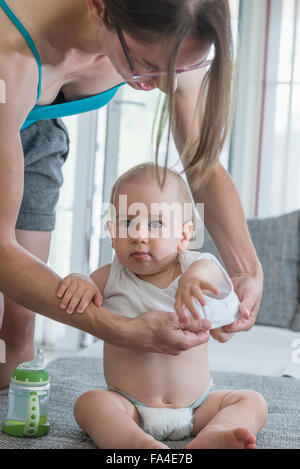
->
xmin=104 ymin=342 xmax=209 ymax=408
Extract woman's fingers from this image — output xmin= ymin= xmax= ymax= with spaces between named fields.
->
xmin=238 ymin=289 xmax=259 ymax=319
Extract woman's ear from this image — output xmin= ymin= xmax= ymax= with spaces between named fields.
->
xmin=87 ymin=0 xmax=106 ymax=26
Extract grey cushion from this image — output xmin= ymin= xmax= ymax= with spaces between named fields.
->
xmin=1 ymin=357 xmax=299 ymax=449
xmin=200 ymin=210 xmax=300 ymax=330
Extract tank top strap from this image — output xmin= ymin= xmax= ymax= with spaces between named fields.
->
xmin=0 ymin=0 xmax=42 ymax=102
xmin=102 ymin=253 xmax=124 ymax=297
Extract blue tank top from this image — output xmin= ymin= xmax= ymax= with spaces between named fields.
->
xmin=0 ymin=0 xmax=126 ymax=130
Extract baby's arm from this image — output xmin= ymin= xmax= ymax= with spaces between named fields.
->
xmin=175 ymin=258 xmax=223 ymax=322
xmin=90 ymin=264 xmax=111 ymax=296
xmin=56 ymin=264 xmax=111 ymax=314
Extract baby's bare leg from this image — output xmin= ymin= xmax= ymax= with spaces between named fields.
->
xmin=186 ymin=389 xmax=268 ymax=449
xmin=74 ymin=389 xmax=169 ymax=449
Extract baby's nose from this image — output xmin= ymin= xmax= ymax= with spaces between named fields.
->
xmin=129 ymin=222 xmax=149 ymax=240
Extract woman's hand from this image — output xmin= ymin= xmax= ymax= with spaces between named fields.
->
xmin=118 ymin=309 xmax=212 ymax=355
xmin=175 ymin=272 xmax=219 ymax=322
xmin=210 ymin=270 xmax=264 ymax=343
xmin=56 ymin=273 xmax=103 ymax=314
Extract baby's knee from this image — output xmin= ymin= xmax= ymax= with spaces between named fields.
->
xmin=74 ymin=390 xmax=98 ymax=426
xmin=243 ymin=390 xmax=267 ymax=412
xmin=223 ymin=390 xmax=268 ymax=423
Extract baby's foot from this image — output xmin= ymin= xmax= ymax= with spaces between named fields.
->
xmin=185 ymin=427 xmax=256 ymax=450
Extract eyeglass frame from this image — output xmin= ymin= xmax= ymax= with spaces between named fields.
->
xmin=115 ymin=26 xmax=213 ymax=82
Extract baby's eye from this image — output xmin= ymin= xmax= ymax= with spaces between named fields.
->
xmin=120 ymin=219 xmax=131 ymax=228
xmin=149 ymin=220 xmax=162 ymax=229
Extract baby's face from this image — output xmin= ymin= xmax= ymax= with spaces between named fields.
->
xmin=108 ymin=174 xmax=193 ymax=276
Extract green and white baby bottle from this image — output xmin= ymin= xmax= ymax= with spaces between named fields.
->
xmin=2 ymin=349 xmax=50 ymax=438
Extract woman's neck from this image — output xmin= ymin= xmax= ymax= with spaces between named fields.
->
xmin=44 ymin=0 xmax=105 ymax=59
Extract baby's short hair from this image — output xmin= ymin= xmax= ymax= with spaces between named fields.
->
xmin=109 ymin=163 xmax=197 ymax=240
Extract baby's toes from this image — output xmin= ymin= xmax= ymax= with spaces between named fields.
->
xmin=233 ymin=428 xmax=256 ymax=449
xmin=245 ymin=435 xmax=256 ymax=450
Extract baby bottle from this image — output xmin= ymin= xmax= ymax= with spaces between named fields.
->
xmin=2 ymin=349 xmax=50 ymax=437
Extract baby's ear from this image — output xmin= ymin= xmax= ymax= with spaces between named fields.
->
xmin=178 ymin=221 xmax=194 ymax=251
xmin=107 ymin=221 xmax=115 ymax=249
xmin=107 ymin=221 xmax=114 ymax=238
xmin=183 ymin=220 xmax=194 ymax=240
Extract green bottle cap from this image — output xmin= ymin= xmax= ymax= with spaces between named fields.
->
xmin=11 ymin=349 xmax=50 ymax=385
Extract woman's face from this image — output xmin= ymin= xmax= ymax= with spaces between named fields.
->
xmin=100 ymin=25 xmax=212 ymax=92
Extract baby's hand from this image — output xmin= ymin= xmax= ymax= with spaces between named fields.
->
xmin=57 ymin=274 xmax=103 ymax=314
xmin=175 ymin=273 xmax=219 ymax=322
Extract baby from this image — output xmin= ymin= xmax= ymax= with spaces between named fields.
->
xmin=57 ymin=163 xmax=267 ymax=449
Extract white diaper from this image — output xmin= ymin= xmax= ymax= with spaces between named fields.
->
xmin=108 ymin=379 xmax=213 ymax=441
xmin=135 ymin=405 xmax=194 ymax=441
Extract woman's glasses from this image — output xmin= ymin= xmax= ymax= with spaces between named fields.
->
xmin=116 ymin=27 xmax=213 ymax=82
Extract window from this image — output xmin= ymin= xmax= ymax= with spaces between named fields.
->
xmin=34 ymin=113 xmax=100 ymax=350
xmin=257 ymin=0 xmax=300 ymax=217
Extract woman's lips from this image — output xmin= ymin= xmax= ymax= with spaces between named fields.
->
xmin=137 ymin=82 xmax=155 ymax=91
xmin=130 ymin=252 xmax=151 ymax=261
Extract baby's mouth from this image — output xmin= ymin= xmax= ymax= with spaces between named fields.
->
xmin=130 ymin=252 xmax=151 ymax=261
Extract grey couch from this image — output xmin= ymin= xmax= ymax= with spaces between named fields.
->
xmin=1 ymin=210 xmax=300 ymax=449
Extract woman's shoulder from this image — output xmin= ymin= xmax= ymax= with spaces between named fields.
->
xmin=0 ymin=56 xmax=38 ymax=134
xmin=0 ymin=35 xmax=39 ymax=132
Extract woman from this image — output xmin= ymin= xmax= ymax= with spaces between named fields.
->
xmin=0 ymin=0 xmax=263 ymax=389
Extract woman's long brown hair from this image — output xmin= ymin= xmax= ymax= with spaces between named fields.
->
xmin=103 ymin=0 xmax=234 ymax=193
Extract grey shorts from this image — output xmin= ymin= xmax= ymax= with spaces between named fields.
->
xmin=17 ymin=118 xmax=70 ymax=231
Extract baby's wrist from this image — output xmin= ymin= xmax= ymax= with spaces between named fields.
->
xmin=181 ymin=270 xmax=207 ymax=285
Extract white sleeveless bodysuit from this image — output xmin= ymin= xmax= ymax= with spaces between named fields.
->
xmin=101 ymin=249 xmax=240 ymax=329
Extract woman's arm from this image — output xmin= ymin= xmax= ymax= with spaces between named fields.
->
xmin=0 ymin=55 xmax=115 ymax=338
xmin=0 ymin=55 xmax=210 ymax=354
xmin=173 ymin=69 xmax=263 ymax=340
